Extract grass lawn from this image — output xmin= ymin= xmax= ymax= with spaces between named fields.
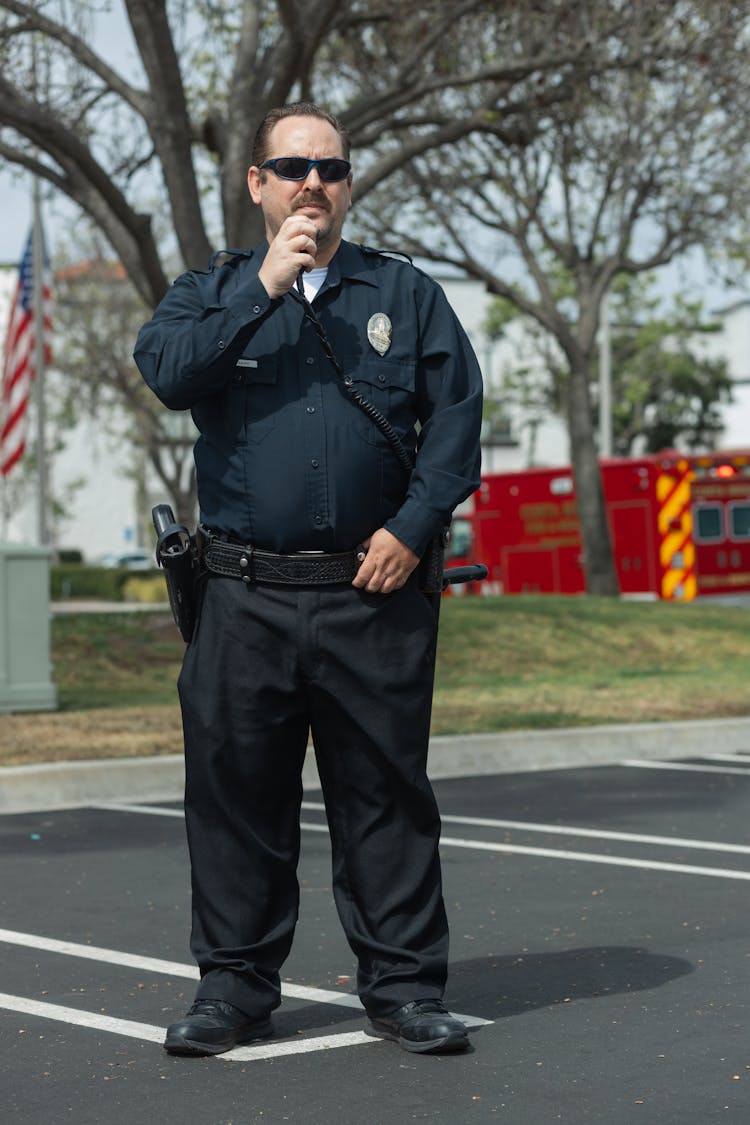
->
xmin=1 ymin=595 xmax=748 ymax=766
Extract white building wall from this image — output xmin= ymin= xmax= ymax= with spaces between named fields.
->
xmin=437 ymin=276 xmax=569 ymax=470
xmin=697 ymin=301 xmax=750 ymax=450
xmin=0 ymin=266 xmax=140 ymax=559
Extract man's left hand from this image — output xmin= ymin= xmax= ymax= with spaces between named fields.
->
xmin=352 ymin=528 xmax=420 ymax=594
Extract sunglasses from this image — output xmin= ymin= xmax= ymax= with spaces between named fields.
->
xmin=259 ymin=156 xmax=352 ymax=183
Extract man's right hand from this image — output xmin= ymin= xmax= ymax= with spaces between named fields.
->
xmin=258 ymin=217 xmax=319 ymax=299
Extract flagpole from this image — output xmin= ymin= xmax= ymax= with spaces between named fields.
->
xmin=32 ymin=175 xmax=48 ymax=546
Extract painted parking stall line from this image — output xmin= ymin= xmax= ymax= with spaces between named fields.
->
xmin=0 ymin=992 xmax=165 ymax=1045
xmin=0 ymin=926 xmax=359 ymax=1006
xmin=301 ymin=802 xmax=750 ymax=857
xmin=0 ymin=991 xmax=375 ymax=1060
xmin=94 ymin=801 xmax=750 ymax=881
xmin=622 ymin=759 xmax=750 ymax=776
xmin=437 ymin=835 xmax=750 ymax=881
xmin=0 ymin=928 xmax=490 ymax=1060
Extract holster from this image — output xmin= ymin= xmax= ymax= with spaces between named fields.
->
xmin=152 ymin=505 xmax=198 ymax=643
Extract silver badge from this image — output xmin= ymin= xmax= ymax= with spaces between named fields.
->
xmin=367 ymin=312 xmax=392 ymax=356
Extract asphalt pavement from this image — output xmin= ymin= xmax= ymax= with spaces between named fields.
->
xmin=2 ymin=728 xmax=750 ymax=1124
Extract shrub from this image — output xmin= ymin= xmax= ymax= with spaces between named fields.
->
xmin=57 ymin=548 xmax=84 ymax=564
xmin=50 ymin=565 xmax=160 ymax=601
xmin=121 ymin=574 xmax=169 ymax=603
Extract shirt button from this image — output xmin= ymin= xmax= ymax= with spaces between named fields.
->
xmin=306 ymin=405 xmax=316 ymax=414
xmin=218 ymin=340 xmax=225 ymax=349
xmin=311 ymin=459 xmax=319 ymax=468
xmin=306 ymin=357 xmax=314 ymax=365
xmin=314 ymin=515 xmax=322 ymax=524
xmin=378 ymin=374 xmax=386 ymax=383
xmin=252 ymin=305 xmax=262 ymax=314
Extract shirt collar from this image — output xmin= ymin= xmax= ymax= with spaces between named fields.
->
xmin=321 ymin=240 xmax=380 ymax=291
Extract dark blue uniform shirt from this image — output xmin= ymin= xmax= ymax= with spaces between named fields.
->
xmin=134 ymin=239 xmax=483 ymax=556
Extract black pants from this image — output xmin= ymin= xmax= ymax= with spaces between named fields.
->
xmin=177 ymin=574 xmax=448 ymax=1019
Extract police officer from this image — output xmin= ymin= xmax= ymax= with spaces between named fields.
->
xmin=134 ymin=103 xmax=482 ymax=1056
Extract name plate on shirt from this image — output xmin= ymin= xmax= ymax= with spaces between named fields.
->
xmin=236 ymin=358 xmax=258 ymax=368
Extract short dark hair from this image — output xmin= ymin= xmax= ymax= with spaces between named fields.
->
xmin=251 ymin=102 xmax=351 ymax=168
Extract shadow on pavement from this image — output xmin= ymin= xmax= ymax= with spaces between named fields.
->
xmin=448 ymin=945 xmax=693 ymax=1021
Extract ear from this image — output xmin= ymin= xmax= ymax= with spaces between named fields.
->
xmin=247 ymin=166 xmax=262 ymax=205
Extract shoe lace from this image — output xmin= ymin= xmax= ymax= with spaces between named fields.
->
xmin=187 ymin=1000 xmax=228 ymax=1018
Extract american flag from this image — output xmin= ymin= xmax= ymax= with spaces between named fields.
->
xmin=0 ymin=225 xmax=52 ymax=476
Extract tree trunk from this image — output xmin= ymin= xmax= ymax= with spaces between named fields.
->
xmin=566 ymin=358 xmax=620 ymax=596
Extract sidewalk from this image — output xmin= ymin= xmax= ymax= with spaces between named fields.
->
xmin=50 ymin=600 xmax=170 ymax=614
xmin=2 ymin=715 xmax=750 ymax=814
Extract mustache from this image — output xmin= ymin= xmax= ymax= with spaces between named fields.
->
xmin=293 ymin=193 xmax=329 ymax=210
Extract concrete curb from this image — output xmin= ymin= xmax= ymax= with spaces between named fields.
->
xmin=2 ymin=716 xmax=750 ymax=814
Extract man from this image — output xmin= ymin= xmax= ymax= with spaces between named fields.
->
xmin=134 ymin=103 xmax=482 ymax=1056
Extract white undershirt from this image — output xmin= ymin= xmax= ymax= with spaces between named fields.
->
xmin=302 ymin=267 xmax=328 ymax=301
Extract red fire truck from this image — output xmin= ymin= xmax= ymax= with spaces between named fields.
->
xmin=447 ymin=449 xmax=750 ymax=600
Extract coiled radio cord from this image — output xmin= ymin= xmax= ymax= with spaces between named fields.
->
xmin=294 ymin=273 xmax=415 ymax=477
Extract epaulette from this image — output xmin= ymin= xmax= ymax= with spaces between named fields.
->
xmin=358 ymin=244 xmax=414 ymax=265
xmin=207 ymin=248 xmax=255 ymax=270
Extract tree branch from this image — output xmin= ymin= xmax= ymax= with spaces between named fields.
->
xmin=124 ymin=0 xmax=213 ymax=268
xmin=0 ymin=80 xmax=168 ymax=304
xmin=0 ymin=0 xmax=149 ymax=115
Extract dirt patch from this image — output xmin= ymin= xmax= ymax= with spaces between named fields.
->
xmin=0 ymin=705 xmax=183 ymax=766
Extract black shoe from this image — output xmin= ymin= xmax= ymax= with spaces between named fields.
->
xmin=164 ymin=1000 xmax=272 ymax=1056
xmin=365 ymin=999 xmax=469 ymax=1054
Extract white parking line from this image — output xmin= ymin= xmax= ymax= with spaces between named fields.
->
xmin=301 ymin=802 xmax=750 ymax=857
xmin=94 ymin=802 xmax=750 ymax=881
xmin=0 ymin=927 xmax=199 ymax=979
xmin=0 ymin=991 xmax=377 ymax=1059
xmin=0 ymin=992 xmax=165 ymax=1045
xmin=622 ymin=759 xmax=750 ymax=776
xmin=0 ymin=927 xmax=361 ymax=1007
xmin=100 ymin=800 xmax=750 ymax=858
xmin=95 ymin=802 xmax=185 ymax=818
xmin=0 ymin=928 xmax=490 ymax=1059
xmin=0 ymin=990 xmax=484 ymax=1060
xmin=438 ymin=836 xmax=750 ymax=880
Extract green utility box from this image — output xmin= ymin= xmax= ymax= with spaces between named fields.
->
xmin=0 ymin=541 xmax=57 ymax=712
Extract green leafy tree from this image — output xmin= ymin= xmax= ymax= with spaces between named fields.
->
xmin=485 ymin=276 xmax=734 ymax=462
xmin=52 ymin=245 xmax=198 ymax=526
xmin=607 ymin=282 xmax=733 ymax=455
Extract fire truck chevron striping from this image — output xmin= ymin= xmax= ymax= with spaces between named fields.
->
xmin=446 ymin=450 xmax=750 ymax=599
xmin=656 ymin=459 xmax=697 ymax=601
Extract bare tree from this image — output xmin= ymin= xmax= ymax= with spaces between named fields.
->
xmin=0 ymin=0 xmax=646 ymax=532
xmin=356 ymin=3 xmax=750 ymax=594
xmin=4 ymin=2 xmax=748 ymax=588
xmin=53 ymin=254 xmax=198 ymax=525
xmin=0 ymin=0 xmax=632 ymax=308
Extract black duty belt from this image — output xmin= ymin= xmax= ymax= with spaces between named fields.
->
xmin=200 ymin=535 xmax=362 ymax=586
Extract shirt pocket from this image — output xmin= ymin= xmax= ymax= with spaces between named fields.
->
xmin=228 ymin=357 xmax=279 ymax=445
xmin=344 ymin=356 xmax=417 ymax=446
